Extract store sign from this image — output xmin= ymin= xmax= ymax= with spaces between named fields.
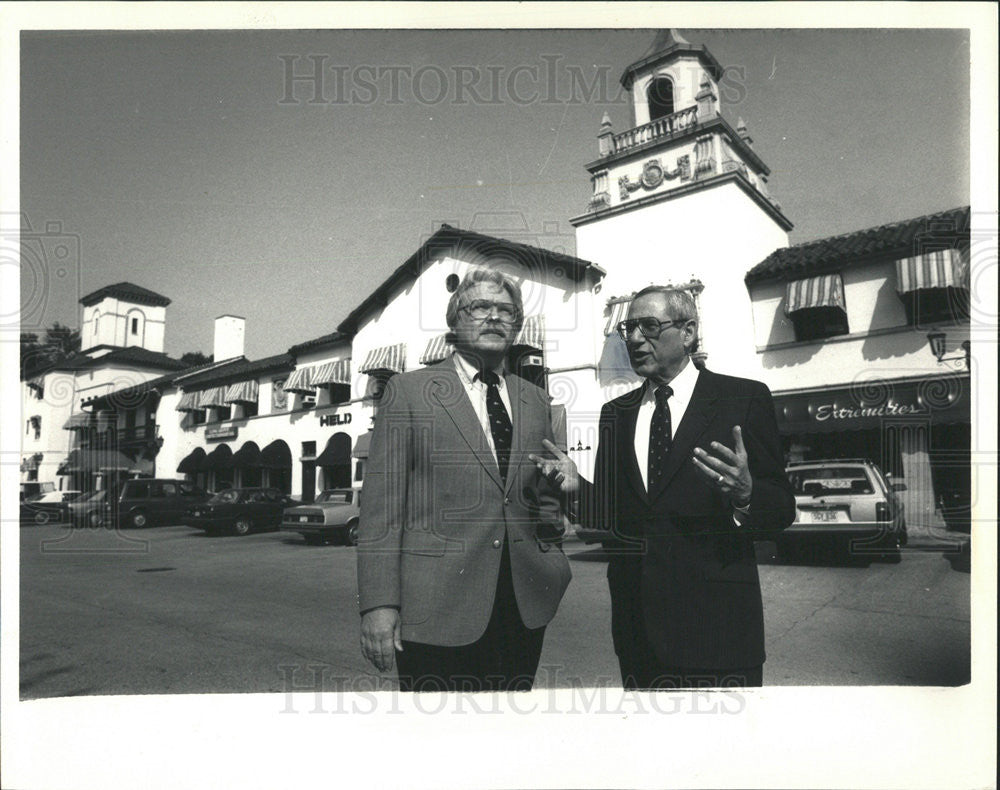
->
xmin=206 ymin=425 xmax=238 ymax=441
xmin=813 ymin=399 xmax=927 ymax=422
xmin=319 ymin=412 xmax=352 ymax=427
xmin=775 ymin=376 xmax=968 ymax=434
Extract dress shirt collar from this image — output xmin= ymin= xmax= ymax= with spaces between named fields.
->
xmin=453 ymin=351 xmax=505 ymax=389
xmin=642 ymin=357 xmax=698 ymax=406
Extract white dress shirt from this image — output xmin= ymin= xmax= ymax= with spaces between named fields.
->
xmin=452 ymin=352 xmax=512 ymax=464
xmin=633 ymin=358 xmax=699 ymax=491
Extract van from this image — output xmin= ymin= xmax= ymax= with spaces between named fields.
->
xmin=118 ymin=478 xmax=208 ymax=528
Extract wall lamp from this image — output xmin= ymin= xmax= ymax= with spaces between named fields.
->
xmin=927 ymin=331 xmax=970 ymax=369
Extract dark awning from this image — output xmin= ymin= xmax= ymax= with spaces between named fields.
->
xmin=316 ymin=434 xmax=352 ymax=466
xmin=177 ymin=447 xmax=206 ymax=474
xmin=352 ymin=431 xmax=373 ymax=459
xmin=57 ymin=448 xmax=137 ymax=474
xmin=773 ymin=375 xmax=970 ymax=435
xmin=63 ymin=413 xmax=93 ymax=431
xmin=200 ymin=444 xmax=234 ymax=471
xmin=260 ymin=440 xmax=292 ymax=468
xmin=232 ymin=441 xmax=263 ymax=467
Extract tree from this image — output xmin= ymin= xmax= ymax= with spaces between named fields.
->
xmin=20 ymin=323 xmax=80 ymax=379
xmin=180 ymin=351 xmax=213 ymax=366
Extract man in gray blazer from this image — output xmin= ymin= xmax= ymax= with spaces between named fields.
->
xmin=357 ymin=268 xmax=572 ymax=691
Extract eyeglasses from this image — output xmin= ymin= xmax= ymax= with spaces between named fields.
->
xmin=460 ymin=299 xmax=518 ymax=323
xmin=617 ymin=316 xmax=688 ymax=341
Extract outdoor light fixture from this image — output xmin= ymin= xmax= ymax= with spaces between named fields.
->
xmin=927 ymin=331 xmax=970 ymax=369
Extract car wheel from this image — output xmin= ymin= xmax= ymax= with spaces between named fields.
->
xmin=234 ymin=516 xmax=252 ymax=536
xmin=34 ymin=511 xmax=51 ymax=526
xmin=130 ymin=510 xmax=148 ymax=529
xmin=87 ymin=510 xmax=104 ymax=528
xmin=345 ymin=520 xmax=359 ymax=547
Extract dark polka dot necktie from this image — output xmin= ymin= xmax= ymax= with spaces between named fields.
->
xmin=646 ymin=384 xmax=673 ymax=491
xmin=476 ymin=370 xmax=512 ymax=484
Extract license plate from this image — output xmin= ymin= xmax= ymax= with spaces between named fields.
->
xmin=806 ymin=510 xmax=841 ymax=523
xmin=299 ymin=515 xmax=308 ymax=522
xmin=193 ymin=510 xmax=202 ymax=517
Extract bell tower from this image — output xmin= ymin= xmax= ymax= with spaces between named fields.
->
xmin=572 ymin=30 xmax=793 ymax=380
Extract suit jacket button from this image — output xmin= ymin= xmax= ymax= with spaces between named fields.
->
xmin=504 ymin=497 xmax=510 ymax=505
xmin=492 ymin=539 xmax=502 ymax=548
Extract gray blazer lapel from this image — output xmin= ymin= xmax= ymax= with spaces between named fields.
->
xmin=429 ymin=362 xmax=504 ymax=490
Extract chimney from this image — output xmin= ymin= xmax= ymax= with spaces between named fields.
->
xmin=213 ymin=315 xmax=245 ymax=361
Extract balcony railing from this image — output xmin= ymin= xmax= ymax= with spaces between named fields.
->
xmin=610 ymin=105 xmax=698 ymax=156
xmin=78 ymin=424 xmax=159 ymax=449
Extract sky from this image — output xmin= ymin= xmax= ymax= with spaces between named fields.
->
xmin=19 ymin=27 xmax=970 ymax=360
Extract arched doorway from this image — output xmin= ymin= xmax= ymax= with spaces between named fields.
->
xmin=647 ymin=76 xmax=674 ymax=120
xmin=316 ymin=432 xmax=352 ymax=490
xmin=232 ymin=441 xmax=263 ymax=487
xmin=261 ymin=440 xmax=292 ymax=495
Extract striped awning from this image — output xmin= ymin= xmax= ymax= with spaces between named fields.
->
xmin=514 ymin=315 xmax=544 ymax=350
xmin=224 ymin=380 xmax=259 ymax=404
xmin=176 ymin=391 xmax=201 ymax=412
xmin=63 ymin=413 xmax=92 ymax=430
xmin=785 ymin=274 xmax=846 ymax=315
xmin=895 ymin=249 xmax=969 ymax=294
xmin=359 ymin=343 xmax=406 ymax=374
xmin=197 ymin=386 xmax=227 ymax=408
xmin=604 ymin=298 xmax=632 ymax=336
xmin=312 ymin=359 xmax=351 ymax=386
xmin=419 ymin=334 xmax=453 ymax=365
xmin=283 ymin=366 xmax=315 ymax=395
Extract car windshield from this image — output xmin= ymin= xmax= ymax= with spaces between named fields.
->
xmin=788 ymin=467 xmax=874 ymax=496
xmin=209 ymin=489 xmax=243 ymax=504
xmin=315 ymin=490 xmax=353 ymax=504
xmin=67 ymin=492 xmax=95 ymax=502
xmin=82 ymin=491 xmax=106 ymax=502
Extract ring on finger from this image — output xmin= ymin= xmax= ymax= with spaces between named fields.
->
xmin=717 ymin=473 xmax=725 ymax=484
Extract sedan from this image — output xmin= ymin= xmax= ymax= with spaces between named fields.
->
xmin=281 ymin=488 xmax=360 ymax=545
xmin=187 ymin=488 xmax=299 ymax=536
xmin=20 ymin=490 xmax=83 ymax=525
xmin=66 ymin=490 xmax=113 ymax=528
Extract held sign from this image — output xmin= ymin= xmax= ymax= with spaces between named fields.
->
xmin=319 ymin=412 xmax=352 ymax=427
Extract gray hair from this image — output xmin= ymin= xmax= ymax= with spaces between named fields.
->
xmin=445 ymin=268 xmax=525 ymax=339
xmin=630 ymin=285 xmax=699 ymax=352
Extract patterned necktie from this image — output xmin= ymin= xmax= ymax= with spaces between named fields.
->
xmin=477 ymin=370 xmax=513 ymax=484
xmin=646 ymin=384 xmax=674 ymax=492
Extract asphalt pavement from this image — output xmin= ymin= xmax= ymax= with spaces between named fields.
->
xmin=18 ymin=521 xmax=971 ymax=698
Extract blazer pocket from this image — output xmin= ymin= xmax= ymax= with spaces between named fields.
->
xmin=402 ymin=545 xmax=447 ymax=557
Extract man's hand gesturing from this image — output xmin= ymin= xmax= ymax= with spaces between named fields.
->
xmin=529 ymin=438 xmax=580 ymax=494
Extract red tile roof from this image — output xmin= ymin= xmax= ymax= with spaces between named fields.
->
xmin=745 ymin=206 xmax=970 ymax=284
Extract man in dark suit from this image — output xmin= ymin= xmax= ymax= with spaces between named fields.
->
xmin=532 ymin=286 xmax=794 ymax=689
xmin=358 ymin=268 xmax=571 ymax=692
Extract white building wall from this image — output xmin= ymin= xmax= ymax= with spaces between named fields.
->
xmin=81 ymin=297 xmax=166 ymax=353
xmin=575 ymin=180 xmax=790 ymax=382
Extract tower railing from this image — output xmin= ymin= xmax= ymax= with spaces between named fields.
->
xmin=610 ymin=105 xmax=698 ymax=155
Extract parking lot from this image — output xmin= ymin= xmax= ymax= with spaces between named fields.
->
xmin=18 ymin=520 xmax=971 ymax=698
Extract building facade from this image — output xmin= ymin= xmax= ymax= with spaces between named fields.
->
xmin=745 ymin=206 xmax=972 ymax=529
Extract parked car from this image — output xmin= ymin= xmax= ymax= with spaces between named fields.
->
xmin=20 ymin=481 xmax=55 ymax=502
xmin=781 ymin=458 xmax=907 ymax=561
xmin=281 ymin=488 xmax=360 ymax=545
xmin=117 ymin=478 xmax=208 ymax=528
xmin=187 ymin=487 xmax=299 ymax=536
xmin=20 ymin=490 xmax=83 ymax=525
xmin=66 ymin=490 xmax=112 ymax=528
xmin=937 ymin=486 xmax=971 ymax=533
